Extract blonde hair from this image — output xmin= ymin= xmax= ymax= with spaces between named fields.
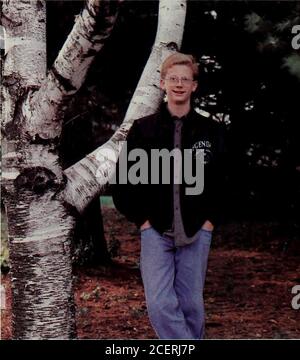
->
xmin=161 ymin=53 xmax=199 ymax=79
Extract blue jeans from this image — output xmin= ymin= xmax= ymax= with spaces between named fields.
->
xmin=140 ymin=227 xmax=212 ymax=339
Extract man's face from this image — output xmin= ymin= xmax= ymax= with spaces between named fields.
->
xmin=160 ymin=64 xmax=198 ymax=106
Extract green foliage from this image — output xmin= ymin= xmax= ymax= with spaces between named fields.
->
xmin=245 ymin=12 xmax=264 ymax=33
xmin=283 ymin=54 xmax=300 ymax=80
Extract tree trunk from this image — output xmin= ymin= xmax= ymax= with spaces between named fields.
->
xmin=1 ymin=0 xmax=77 ymax=339
xmin=73 ymin=198 xmax=111 ymax=266
xmin=60 ymin=110 xmax=110 ymax=266
xmin=1 ymin=0 xmax=120 ymax=339
xmin=83 ymin=199 xmax=110 ymax=265
xmin=1 ymin=0 xmax=186 ymax=339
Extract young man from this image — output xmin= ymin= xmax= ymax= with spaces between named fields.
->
xmin=112 ymin=53 xmax=225 ymax=339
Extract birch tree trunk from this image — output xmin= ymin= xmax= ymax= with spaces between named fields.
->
xmin=1 ymin=0 xmax=120 ymax=339
xmin=1 ymin=0 xmax=187 ymax=339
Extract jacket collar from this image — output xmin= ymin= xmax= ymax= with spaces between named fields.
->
xmin=160 ymin=102 xmax=194 ymax=125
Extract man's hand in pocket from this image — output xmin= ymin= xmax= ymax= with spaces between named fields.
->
xmin=201 ymin=220 xmax=214 ymax=231
xmin=140 ymin=220 xmax=151 ymax=231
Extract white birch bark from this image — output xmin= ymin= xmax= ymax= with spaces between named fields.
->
xmin=1 ymin=0 xmax=120 ymax=339
xmin=63 ymin=0 xmax=187 ymax=214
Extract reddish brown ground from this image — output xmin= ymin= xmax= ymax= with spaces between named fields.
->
xmin=1 ymin=206 xmax=300 ymax=339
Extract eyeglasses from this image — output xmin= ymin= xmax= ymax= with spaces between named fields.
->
xmin=164 ymin=76 xmax=195 ymax=85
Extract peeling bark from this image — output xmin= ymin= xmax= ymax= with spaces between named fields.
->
xmin=7 ymin=189 xmax=76 ymax=339
xmin=63 ymin=0 xmax=187 ymax=214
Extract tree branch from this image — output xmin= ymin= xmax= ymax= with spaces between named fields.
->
xmin=26 ymin=0 xmax=121 ymax=140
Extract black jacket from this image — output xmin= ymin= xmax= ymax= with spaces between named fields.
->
xmin=112 ymin=104 xmax=227 ymax=237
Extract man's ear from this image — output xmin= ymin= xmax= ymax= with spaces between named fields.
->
xmin=160 ymin=78 xmax=166 ymax=91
